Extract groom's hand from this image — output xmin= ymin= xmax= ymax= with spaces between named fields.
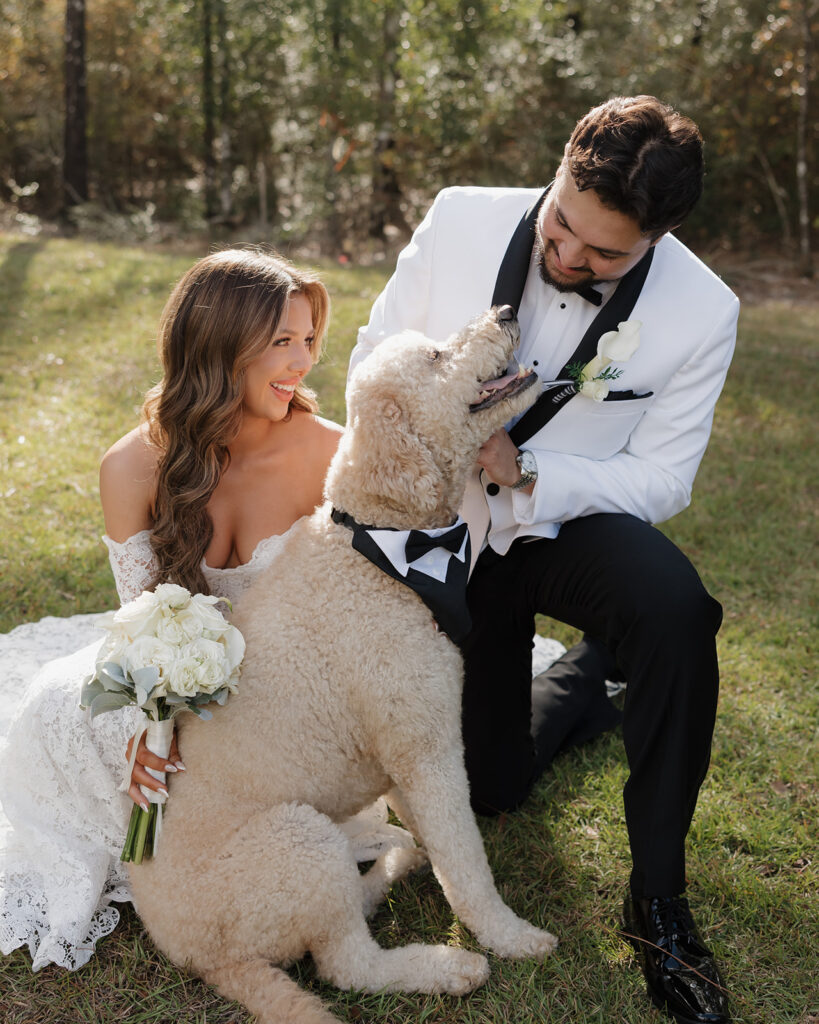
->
xmin=477 ymin=429 xmax=534 ymax=494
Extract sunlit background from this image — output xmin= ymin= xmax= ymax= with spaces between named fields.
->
xmin=1 ymin=0 xmax=815 ymax=267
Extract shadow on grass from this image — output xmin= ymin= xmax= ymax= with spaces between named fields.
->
xmin=0 ymin=240 xmax=46 ymax=347
xmin=0 ymin=239 xmax=184 ymax=374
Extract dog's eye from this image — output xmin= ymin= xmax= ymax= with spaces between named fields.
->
xmin=428 ymin=349 xmax=441 ymax=362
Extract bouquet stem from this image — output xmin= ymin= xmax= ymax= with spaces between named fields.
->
xmin=120 ymin=802 xmax=158 ymax=864
xmin=121 ymin=803 xmax=140 ymax=863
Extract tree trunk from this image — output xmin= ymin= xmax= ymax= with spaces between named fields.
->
xmin=202 ymin=0 xmax=217 ymax=219
xmin=322 ymin=0 xmax=345 ymax=254
xmin=369 ymin=1 xmax=411 ymax=241
xmin=63 ymin=0 xmax=88 ymax=208
xmin=216 ymin=0 xmax=233 ymax=221
xmin=756 ymin=146 xmax=792 ymax=251
xmin=730 ymin=104 xmax=792 ymax=250
xmin=795 ymin=0 xmax=814 ymax=278
xmin=257 ymin=157 xmax=267 ymax=226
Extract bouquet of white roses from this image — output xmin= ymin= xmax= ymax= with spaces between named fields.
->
xmin=80 ymin=582 xmax=245 ymax=864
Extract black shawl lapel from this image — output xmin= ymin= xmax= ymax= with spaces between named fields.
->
xmin=491 ymin=186 xmax=551 ymax=310
xmin=489 ymin=183 xmax=657 ymax=446
xmin=509 ymin=245 xmax=656 ymax=446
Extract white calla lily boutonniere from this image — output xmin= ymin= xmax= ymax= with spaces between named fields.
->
xmin=567 ymin=320 xmax=642 ymax=402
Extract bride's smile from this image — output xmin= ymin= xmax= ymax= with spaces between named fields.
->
xmin=242 ymin=292 xmax=315 ymax=423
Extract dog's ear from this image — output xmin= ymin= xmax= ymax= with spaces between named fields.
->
xmin=332 ymin=394 xmax=444 ymax=519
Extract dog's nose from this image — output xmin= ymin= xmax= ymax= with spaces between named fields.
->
xmin=496 ymin=304 xmax=516 ymax=322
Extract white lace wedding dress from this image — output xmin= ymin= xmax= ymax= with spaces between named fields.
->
xmin=0 ymin=529 xmax=566 ymax=973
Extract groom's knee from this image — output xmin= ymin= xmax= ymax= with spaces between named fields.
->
xmin=467 ymin=764 xmax=535 ymax=818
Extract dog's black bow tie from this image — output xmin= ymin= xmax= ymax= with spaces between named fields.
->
xmin=404 ymin=525 xmax=467 ymax=562
xmin=331 ymin=508 xmax=472 ymax=643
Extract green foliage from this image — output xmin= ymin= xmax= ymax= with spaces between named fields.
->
xmin=0 ymin=234 xmax=817 ymax=1022
xmin=0 ymin=1 xmax=815 ymax=248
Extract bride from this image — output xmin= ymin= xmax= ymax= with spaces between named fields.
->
xmin=0 ymin=248 xmax=342 ymax=970
xmin=0 ymin=246 xmax=566 ymax=975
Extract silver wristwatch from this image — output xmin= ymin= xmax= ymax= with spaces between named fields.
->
xmin=511 ymin=449 xmax=538 ymax=490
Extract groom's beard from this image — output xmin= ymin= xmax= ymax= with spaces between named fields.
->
xmin=533 ymin=233 xmax=596 ymax=294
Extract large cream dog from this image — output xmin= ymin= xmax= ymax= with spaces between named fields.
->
xmin=129 ymin=307 xmax=557 ymax=1024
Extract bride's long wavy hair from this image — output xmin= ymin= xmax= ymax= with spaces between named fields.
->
xmin=142 ymin=248 xmax=330 ymax=594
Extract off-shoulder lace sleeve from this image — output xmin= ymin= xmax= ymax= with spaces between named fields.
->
xmin=102 ymin=531 xmax=157 ymax=604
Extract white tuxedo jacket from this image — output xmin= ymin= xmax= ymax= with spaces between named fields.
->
xmin=350 ymin=186 xmax=739 ymax=564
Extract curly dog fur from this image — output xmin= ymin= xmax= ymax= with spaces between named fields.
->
xmin=129 ymin=308 xmax=557 ymax=1024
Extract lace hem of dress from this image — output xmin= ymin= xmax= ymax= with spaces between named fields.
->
xmin=1 ymin=869 xmax=130 ymax=972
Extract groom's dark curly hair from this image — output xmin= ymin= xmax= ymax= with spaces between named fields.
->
xmin=564 ymin=95 xmax=704 ymax=240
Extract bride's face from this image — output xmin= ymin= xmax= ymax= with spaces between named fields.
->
xmin=242 ymin=293 xmax=315 ymax=422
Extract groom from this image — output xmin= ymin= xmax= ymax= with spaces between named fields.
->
xmin=350 ymin=96 xmax=738 ymax=1023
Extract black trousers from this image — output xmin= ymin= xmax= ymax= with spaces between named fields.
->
xmin=458 ymin=513 xmax=723 ymax=899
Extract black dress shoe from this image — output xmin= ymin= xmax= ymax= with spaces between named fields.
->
xmin=623 ymin=895 xmax=730 ymax=1023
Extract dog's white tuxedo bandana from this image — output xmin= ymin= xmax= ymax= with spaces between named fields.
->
xmin=330 ymin=508 xmax=472 ymax=643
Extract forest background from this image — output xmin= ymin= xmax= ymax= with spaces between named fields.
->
xmin=0 ymin=0 xmax=816 ymax=273
xmin=1 ymin=3 xmax=818 ymax=1023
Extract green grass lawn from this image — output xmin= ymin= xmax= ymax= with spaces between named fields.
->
xmin=1 ymin=233 xmax=817 ymax=1024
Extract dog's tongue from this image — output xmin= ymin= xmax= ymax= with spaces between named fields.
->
xmin=483 ymin=370 xmax=519 ymax=392
xmin=472 ymin=363 xmax=528 ymax=404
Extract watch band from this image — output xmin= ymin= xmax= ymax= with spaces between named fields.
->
xmin=511 ymin=449 xmax=537 ymax=490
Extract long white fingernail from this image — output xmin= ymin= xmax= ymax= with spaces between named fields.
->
xmin=164 ymin=764 xmax=178 ymax=772
xmin=140 ymin=802 xmax=149 ymax=812
xmin=175 ymin=761 xmax=186 ymax=771
xmin=159 ymin=787 xmax=169 ymax=797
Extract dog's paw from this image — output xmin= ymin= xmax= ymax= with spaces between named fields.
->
xmin=362 ymin=845 xmax=431 ymax=917
xmin=486 ymin=918 xmax=559 ymax=960
xmin=385 ymin=843 xmax=429 ymax=881
xmin=436 ymin=947 xmax=491 ymax=996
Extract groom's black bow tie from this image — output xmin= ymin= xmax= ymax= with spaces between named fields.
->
xmin=576 ymin=283 xmax=603 ymax=306
xmin=331 ymin=508 xmax=472 ymax=643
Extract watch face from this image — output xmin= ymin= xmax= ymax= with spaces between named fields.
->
xmin=514 ymin=449 xmax=537 ymax=488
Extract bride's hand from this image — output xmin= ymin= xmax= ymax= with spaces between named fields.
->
xmin=124 ymin=730 xmax=185 ymax=810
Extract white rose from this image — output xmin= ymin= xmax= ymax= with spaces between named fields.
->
xmin=166 ymin=655 xmax=206 ymax=697
xmin=188 ymin=595 xmax=234 ymax=636
xmin=122 ymin=635 xmax=178 ymax=697
xmin=97 ymin=631 xmax=130 ymax=666
xmin=152 ymin=583 xmax=192 ymax=610
xmin=578 ymin=379 xmax=610 ymax=402
xmin=195 ymin=656 xmax=227 ymax=693
xmin=188 ymin=637 xmax=232 ymax=693
xmin=107 ymin=591 xmax=163 ymax=641
xmin=154 ymin=606 xmax=206 ymax=645
xmin=95 ymin=609 xmax=119 ymax=631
